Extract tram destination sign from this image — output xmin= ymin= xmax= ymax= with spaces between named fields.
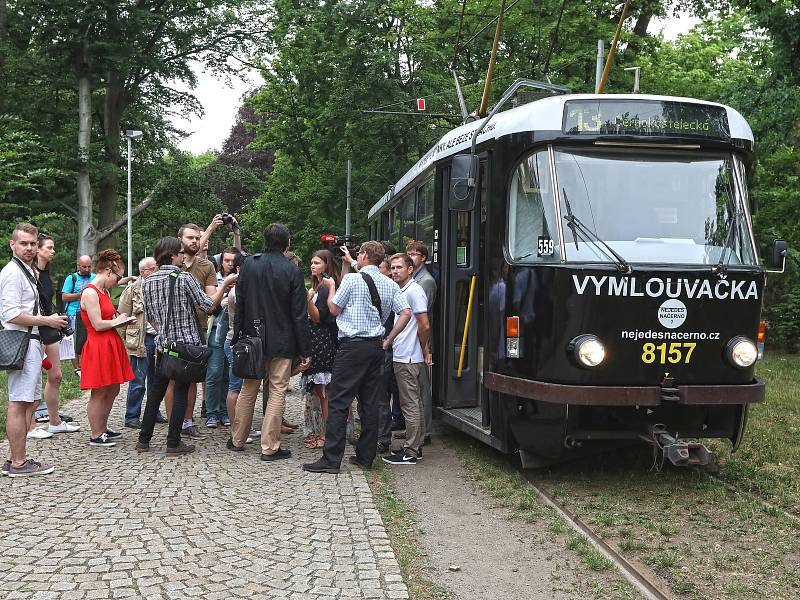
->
xmin=563 ymin=100 xmax=730 ymax=139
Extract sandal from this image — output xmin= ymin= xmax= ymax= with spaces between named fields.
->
xmin=304 ymin=436 xmax=319 ymax=449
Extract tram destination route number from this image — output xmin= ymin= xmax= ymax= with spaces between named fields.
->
xmin=641 ymin=341 xmax=696 ymax=364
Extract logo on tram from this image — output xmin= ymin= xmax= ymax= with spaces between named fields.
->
xmin=571 ymin=275 xmax=759 ymax=301
xmin=658 ymin=299 xmax=687 ymax=329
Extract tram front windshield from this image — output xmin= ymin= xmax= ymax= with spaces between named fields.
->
xmin=507 ymin=148 xmax=757 ymax=266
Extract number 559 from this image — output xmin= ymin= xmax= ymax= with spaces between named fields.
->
xmin=641 ymin=342 xmax=696 ymax=364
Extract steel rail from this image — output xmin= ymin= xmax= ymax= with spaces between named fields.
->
xmin=523 ymin=474 xmax=673 ymax=600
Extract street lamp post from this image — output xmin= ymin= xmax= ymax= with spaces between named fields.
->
xmin=125 ymin=130 xmax=143 ymax=279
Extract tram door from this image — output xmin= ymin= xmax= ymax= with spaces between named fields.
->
xmin=441 ymin=159 xmax=486 ymax=410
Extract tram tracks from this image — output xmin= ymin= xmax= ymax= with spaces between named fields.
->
xmin=522 ymin=473 xmax=674 ymax=600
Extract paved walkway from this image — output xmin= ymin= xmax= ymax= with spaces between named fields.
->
xmin=0 ymin=379 xmax=408 ymax=600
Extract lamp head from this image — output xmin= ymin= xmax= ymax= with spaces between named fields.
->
xmin=125 ymin=130 xmax=143 ymax=139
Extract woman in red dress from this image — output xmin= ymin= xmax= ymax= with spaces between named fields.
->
xmin=80 ymin=248 xmax=134 ymax=447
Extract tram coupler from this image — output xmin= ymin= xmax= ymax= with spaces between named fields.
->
xmin=645 ymin=426 xmax=711 ymax=467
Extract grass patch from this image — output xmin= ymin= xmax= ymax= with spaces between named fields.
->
xmin=566 ymin=533 xmax=613 ymax=571
xmin=0 ymin=361 xmax=81 ymax=440
xmin=706 ymin=352 xmax=800 ymax=512
xmin=366 ymin=462 xmax=452 ymax=600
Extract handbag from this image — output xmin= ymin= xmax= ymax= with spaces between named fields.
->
xmin=155 ymin=271 xmax=212 ymax=383
xmin=232 ymin=319 xmax=266 ymax=379
xmin=0 ymin=257 xmax=39 ymax=370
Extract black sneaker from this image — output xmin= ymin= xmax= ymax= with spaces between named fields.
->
xmin=135 ymin=441 xmax=150 ymax=453
xmin=166 ymin=442 xmax=195 ymax=456
xmin=382 ymin=450 xmax=417 ymax=465
xmin=89 ymin=433 xmax=116 ymax=447
xmin=226 ymin=438 xmax=244 ymax=452
xmin=302 ymin=459 xmax=340 ymax=474
xmin=349 ymin=456 xmax=371 ymax=469
xmin=155 ymin=412 xmax=168 ymax=424
xmin=104 ymin=429 xmax=122 ymax=439
xmin=261 ymin=448 xmax=291 ymax=461
xmin=417 ymin=447 xmax=423 ymax=461
xmin=124 ymin=420 xmax=141 ymax=429
xmin=182 ymin=425 xmax=205 ymax=439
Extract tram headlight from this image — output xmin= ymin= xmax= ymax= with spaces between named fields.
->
xmin=726 ymin=336 xmax=758 ymax=368
xmin=569 ymin=334 xmax=606 ymax=368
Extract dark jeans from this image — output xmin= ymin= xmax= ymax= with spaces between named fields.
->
xmin=125 ymin=334 xmax=155 ymax=423
xmin=321 ymin=339 xmax=384 ymax=468
xmin=390 ymin=370 xmax=404 ymax=427
xmin=204 ymin=328 xmax=229 ymax=419
xmin=377 ymin=349 xmax=396 ymax=446
xmin=139 ymin=366 xmax=190 ymax=449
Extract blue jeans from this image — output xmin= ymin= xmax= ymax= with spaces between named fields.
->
xmin=223 ymin=338 xmax=242 ymax=392
xmin=125 ymin=334 xmax=155 ymax=423
xmin=204 ymin=328 xmax=229 ymax=419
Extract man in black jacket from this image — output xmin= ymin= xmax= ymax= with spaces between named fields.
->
xmin=229 ymin=223 xmax=311 ymax=460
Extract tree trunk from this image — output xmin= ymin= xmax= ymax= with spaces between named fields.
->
xmin=77 ymin=73 xmax=96 ymax=258
xmin=98 ymin=70 xmax=128 ymax=233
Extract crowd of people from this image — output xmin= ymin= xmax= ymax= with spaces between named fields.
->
xmin=1 ymin=216 xmax=437 ymax=477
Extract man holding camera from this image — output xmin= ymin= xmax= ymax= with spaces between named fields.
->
xmin=2 ymin=223 xmax=68 ymax=477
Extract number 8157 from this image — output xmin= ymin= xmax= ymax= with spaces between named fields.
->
xmin=641 ymin=342 xmax=696 ymax=364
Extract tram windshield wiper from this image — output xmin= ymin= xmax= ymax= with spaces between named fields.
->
xmin=713 ymin=178 xmax=741 ymax=276
xmin=562 ymin=189 xmax=632 ymax=274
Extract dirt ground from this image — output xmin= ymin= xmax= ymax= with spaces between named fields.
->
xmin=388 ymin=434 xmax=619 ymax=599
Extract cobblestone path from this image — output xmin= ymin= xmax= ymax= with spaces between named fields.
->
xmin=0 ymin=381 xmax=408 ymax=600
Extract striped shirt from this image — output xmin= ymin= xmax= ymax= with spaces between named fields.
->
xmin=142 ymin=265 xmax=212 ymax=347
xmin=332 ymin=265 xmax=410 ymax=339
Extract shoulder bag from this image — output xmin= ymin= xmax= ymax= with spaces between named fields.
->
xmin=231 ymin=319 xmax=266 ymax=379
xmin=0 ymin=258 xmax=39 ymax=370
xmin=155 ymin=271 xmax=212 ymax=383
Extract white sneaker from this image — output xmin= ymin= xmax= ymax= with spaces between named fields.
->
xmin=27 ymin=428 xmax=54 ymax=440
xmin=49 ymin=421 xmax=81 ymax=434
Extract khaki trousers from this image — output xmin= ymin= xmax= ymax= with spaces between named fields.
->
xmin=393 ymin=362 xmax=424 ymax=454
xmin=231 ymin=357 xmax=292 ymax=454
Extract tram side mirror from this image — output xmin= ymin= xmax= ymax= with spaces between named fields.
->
xmin=449 ymin=154 xmax=479 ymax=211
xmin=767 ymin=239 xmax=788 ymax=272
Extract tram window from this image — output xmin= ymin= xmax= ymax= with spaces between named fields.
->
xmin=554 ymin=148 xmax=757 ymax=265
xmin=507 ymin=150 xmax=560 ymax=263
xmin=402 ymin=194 xmax=416 ymax=247
xmin=456 ymin=211 xmax=471 ymax=266
xmin=388 ymin=205 xmax=400 ymax=247
xmin=416 ymin=177 xmax=435 ymax=256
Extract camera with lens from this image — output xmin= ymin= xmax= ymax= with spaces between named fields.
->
xmin=220 ymin=213 xmax=239 ymax=230
xmin=60 ymin=314 xmax=74 ymax=337
xmin=233 ymin=251 xmax=248 ymax=271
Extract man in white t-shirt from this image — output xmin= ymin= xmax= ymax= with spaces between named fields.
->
xmin=383 ymin=253 xmax=431 ymax=465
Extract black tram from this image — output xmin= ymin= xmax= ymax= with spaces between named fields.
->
xmin=366 ymin=82 xmax=788 ymax=467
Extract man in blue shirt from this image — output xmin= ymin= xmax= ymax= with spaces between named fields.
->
xmin=61 ymin=255 xmax=95 ymax=376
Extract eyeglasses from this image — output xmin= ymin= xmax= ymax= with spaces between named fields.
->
xmin=407 ymin=252 xmax=422 ymax=257
xmin=111 ymin=267 xmax=124 ymax=279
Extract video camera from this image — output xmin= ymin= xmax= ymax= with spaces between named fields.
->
xmin=320 ymin=234 xmax=359 ymax=259
xmin=320 ymin=234 xmax=357 ymax=248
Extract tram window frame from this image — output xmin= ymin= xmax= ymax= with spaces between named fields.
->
xmin=506 ymin=148 xmax=561 ymax=264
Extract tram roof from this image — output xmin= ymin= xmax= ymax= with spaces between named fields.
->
xmin=368 ymin=93 xmax=754 ymax=220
